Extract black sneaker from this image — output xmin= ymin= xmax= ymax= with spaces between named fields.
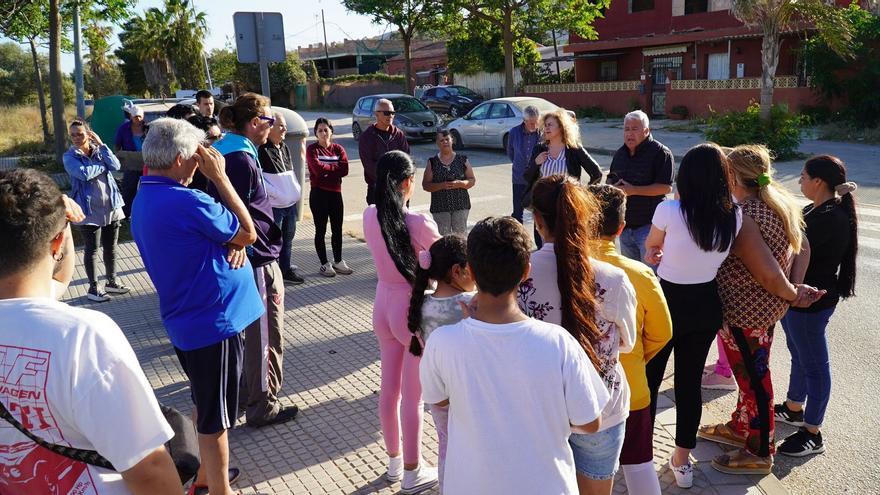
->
xmin=774 ymin=402 xmax=805 ymax=427
xmin=104 ymin=280 xmax=131 ymax=294
xmin=86 ymin=285 xmax=111 ymax=302
xmin=778 ymin=427 xmax=825 ymax=457
xmin=282 ymin=270 xmax=305 ymax=285
xmin=246 ymin=405 xmax=299 ymax=428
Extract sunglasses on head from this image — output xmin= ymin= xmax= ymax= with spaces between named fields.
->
xmin=258 ymin=115 xmax=276 ymax=126
xmin=377 ymin=110 xmax=396 ymax=116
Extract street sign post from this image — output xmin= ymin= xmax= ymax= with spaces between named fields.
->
xmin=233 ymin=12 xmax=286 ymax=101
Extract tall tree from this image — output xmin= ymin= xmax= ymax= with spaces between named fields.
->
xmin=342 ymin=0 xmax=450 ymax=94
xmin=731 ymin=0 xmax=852 ymax=120
xmin=1 ymin=0 xmax=52 ymax=144
xmin=83 ymin=21 xmax=126 ymax=97
xmin=48 ymin=0 xmax=66 ymax=161
xmin=447 ymin=0 xmax=609 ymax=96
xmin=164 ymin=0 xmax=208 ymax=89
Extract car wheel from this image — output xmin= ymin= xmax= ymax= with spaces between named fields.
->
xmin=351 ymin=122 xmax=361 ymax=140
xmin=502 ymin=133 xmax=509 ymax=151
xmin=450 ymin=106 xmax=460 ymax=118
xmin=450 ymin=130 xmax=464 ymax=150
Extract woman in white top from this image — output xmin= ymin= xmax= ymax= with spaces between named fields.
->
xmin=518 ymin=174 xmax=637 ymax=495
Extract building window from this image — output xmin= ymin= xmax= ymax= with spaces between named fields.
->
xmin=630 ymin=0 xmax=654 ymax=13
xmin=685 ymin=0 xmax=709 ymax=14
xmin=599 ymin=61 xmax=618 ymax=81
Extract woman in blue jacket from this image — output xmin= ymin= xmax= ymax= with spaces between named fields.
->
xmin=63 ymin=119 xmax=130 ymax=302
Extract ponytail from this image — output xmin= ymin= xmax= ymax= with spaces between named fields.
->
xmin=406 ymin=235 xmax=469 ymax=356
xmin=805 ymin=155 xmax=858 ymax=298
xmin=530 ymin=174 xmax=603 ymax=371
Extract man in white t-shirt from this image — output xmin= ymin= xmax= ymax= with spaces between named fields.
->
xmin=0 ymin=168 xmax=180 ymax=494
xmin=420 ymin=217 xmax=610 ymax=494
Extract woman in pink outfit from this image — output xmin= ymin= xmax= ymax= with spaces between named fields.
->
xmin=363 ymin=150 xmax=441 ymax=494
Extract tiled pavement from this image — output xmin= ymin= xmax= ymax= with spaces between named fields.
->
xmin=64 ymin=223 xmax=786 ymax=495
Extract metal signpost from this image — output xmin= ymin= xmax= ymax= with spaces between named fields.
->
xmin=233 ymin=12 xmax=286 ymax=101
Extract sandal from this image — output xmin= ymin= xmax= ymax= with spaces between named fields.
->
xmin=711 ymin=449 xmax=772 ymax=475
xmin=187 ymin=467 xmax=242 ymax=495
xmin=698 ymin=423 xmax=746 ymax=448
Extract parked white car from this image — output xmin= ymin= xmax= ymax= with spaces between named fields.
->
xmin=443 ymin=97 xmax=558 ymax=150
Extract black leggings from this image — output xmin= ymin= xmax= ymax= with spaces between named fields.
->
xmin=310 ymin=187 xmax=344 ymax=265
xmin=80 ymin=221 xmax=120 ymax=286
xmin=646 ymin=278 xmax=722 ymax=450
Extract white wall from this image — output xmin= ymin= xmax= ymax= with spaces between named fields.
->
xmin=454 ymin=70 xmax=523 ymax=99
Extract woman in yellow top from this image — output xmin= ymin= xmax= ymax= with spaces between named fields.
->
xmin=589 ymin=184 xmax=672 ymax=495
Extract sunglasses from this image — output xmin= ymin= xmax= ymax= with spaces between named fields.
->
xmin=377 ymin=110 xmax=396 ymax=116
xmin=258 ymin=115 xmax=276 ymax=126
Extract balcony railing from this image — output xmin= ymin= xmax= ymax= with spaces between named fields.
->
xmin=671 ymin=76 xmax=801 ymax=90
xmin=524 ymin=80 xmax=640 ymax=93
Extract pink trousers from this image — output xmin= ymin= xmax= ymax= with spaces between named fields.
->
xmin=373 ymin=282 xmax=424 ymax=465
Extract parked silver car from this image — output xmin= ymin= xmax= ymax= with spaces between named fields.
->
xmin=351 ymin=93 xmax=440 ymax=141
xmin=443 ymin=97 xmax=559 ymax=150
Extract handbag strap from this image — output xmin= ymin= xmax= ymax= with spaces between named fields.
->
xmin=0 ymin=399 xmax=115 ymax=471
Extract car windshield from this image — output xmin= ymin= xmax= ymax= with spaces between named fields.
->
xmin=446 ymin=86 xmax=477 ymax=97
xmin=512 ymin=98 xmax=558 ymax=114
xmin=391 ymin=97 xmax=429 ymax=113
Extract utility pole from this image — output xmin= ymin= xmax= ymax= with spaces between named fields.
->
xmin=203 ymin=51 xmax=214 ymax=90
xmin=321 ymin=9 xmax=331 ymax=77
xmin=551 ymin=29 xmax=561 ymax=84
xmin=72 ymin=1 xmax=85 ymax=118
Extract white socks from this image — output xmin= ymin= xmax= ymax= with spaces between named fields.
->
xmin=622 ymin=461 xmax=662 ymax=495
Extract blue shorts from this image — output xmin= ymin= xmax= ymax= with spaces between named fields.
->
xmin=569 ymin=419 xmax=627 ymax=480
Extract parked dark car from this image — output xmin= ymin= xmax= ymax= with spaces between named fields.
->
xmin=419 ymin=85 xmax=484 ymax=118
xmin=351 ymin=94 xmax=440 ymax=141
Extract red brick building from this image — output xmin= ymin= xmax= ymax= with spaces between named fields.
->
xmin=384 ymin=41 xmax=449 ymax=86
xmin=522 ymin=0 xmax=843 ymax=117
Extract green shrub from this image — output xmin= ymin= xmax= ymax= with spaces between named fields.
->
xmin=704 ymin=103 xmax=804 ymax=159
xmin=799 ymin=104 xmax=832 ymax=125
xmin=18 ymin=154 xmax=64 ymax=174
xmin=671 ymin=105 xmax=689 ymax=118
xmin=576 ymin=105 xmax=611 ymax=119
xmin=323 ymin=73 xmax=405 ymax=85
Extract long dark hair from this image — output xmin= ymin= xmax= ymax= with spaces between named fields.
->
xmin=805 ymin=155 xmax=858 ymax=298
xmin=406 ymin=235 xmax=468 ymax=356
xmin=529 ymin=174 xmax=602 ymax=370
xmin=676 ymin=143 xmax=738 ymax=252
xmin=375 ymin=150 xmax=417 ymax=283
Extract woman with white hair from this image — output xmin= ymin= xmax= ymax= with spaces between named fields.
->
xmin=115 ymin=100 xmax=147 ymax=219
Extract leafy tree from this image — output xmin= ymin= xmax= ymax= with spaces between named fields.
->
xmin=234 ymin=51 xmax=308 ymax=104
xmin=802 ymin=4 xmax=880 ymax=127
xmin=731 ymin=0 xmax=853 ymax=121
xmin=447 ymin=17 xmax=540 ymax=76
xmin=83 ymin=21 xmax=126 ymax=98
xmin=207 ymin=46 xmax=238 ymax=87
xmin=446 ymin=0 xmax=609 ymax=96
xmin=163 ymin=0 xmax=208 ymax=89
xmin=342 ymin=0 xmax=451 ymax=94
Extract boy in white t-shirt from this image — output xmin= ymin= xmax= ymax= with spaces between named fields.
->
xmin=420 ymin=217 xmax=610 ymax=495
xmin=0 ymin=169 xmax=180 ymax=494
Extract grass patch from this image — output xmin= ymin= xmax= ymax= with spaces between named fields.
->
xmin=664 ymin=120 xmax=705 ymax=133
xmin=815 ymin=123 xmax=880 ymax=144
xmin=0 ymin=105 xmax=85 ymax=157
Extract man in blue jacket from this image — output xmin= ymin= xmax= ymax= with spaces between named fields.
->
xmin=505 ymin=105 xmax=541 ymax=224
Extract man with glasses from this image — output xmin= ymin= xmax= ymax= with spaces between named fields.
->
xmin=258 ymin=113 xmax=305 ymax=285
xmin=358 ymin=98 xmax=410 ymax=205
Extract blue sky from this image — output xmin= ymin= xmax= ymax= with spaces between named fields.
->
xmin=5 ymin=0 xmax=385 ymax=73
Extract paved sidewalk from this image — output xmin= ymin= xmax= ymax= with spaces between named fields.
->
xmin=64 ymin=223 xmax=786 ymax=495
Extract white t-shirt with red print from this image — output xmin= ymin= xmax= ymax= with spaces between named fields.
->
xmin=0 ymin=298 xmax=173 ymax=495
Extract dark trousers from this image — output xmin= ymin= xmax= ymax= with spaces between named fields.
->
xmin=121 ymin=170 xmax=142 ymax=219
xmin=310 ymin=187 xmax=344 ymax=265
xmin=80 ymin=221 xmax=120 ymax=286
xmin=366 ymin=183 xmax=376 ymax=206
xmin=512 ymin=183 xmax=528 ymax=223
xmin=272 ymin=205 xmax=297 ymax=273
xmin=646 ymin=278 xmax=722 ymax=449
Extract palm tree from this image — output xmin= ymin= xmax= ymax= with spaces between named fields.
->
xmin=124 ymin=10 xmax=175 ymax=96
xmin=730 ymin=0 xmax=852 ymax=121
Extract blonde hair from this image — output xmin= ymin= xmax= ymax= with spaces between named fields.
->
xmin=540 ymin=108 xmax=581 ymax=148
xmin=727 ymin=145 xmax=804 ymax=253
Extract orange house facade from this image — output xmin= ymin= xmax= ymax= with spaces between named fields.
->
xmin=522 ymin=0 xmax=841 ymax=117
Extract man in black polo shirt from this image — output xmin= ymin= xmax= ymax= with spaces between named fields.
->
xmin=607 ymin=110 xmax=674 ymax=263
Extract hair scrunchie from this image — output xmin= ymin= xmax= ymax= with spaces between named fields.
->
xmin=756 ymin=172 xmax=771 ymax=187
xmin=417 ymin=250 xmax=432 ymax=270
xmin=835 ymin=181 xmax=858 ymax=196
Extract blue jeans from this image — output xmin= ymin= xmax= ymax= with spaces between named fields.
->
xmin=273 ymin=205 xmax=297 ymax=273
xmin=512 ymin=183 xmax=528 ymax=223
xmin=619 ymin=224 xmax=651 ymax=263
xmin=781 ymin=307 xmax=835 ymax=428
xmin=569 ymin=419 xmax=626 ymax=480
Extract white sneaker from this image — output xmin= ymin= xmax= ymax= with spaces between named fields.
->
xmin=400 ymin=464 xmax=439 ymax=494
xmin=385 ymin=455 xmax=403 ymax=483
xmin=320 ymin=262 xmax=336 ymax=277
xmin=669 ymin=458 xmax=694 ymax=489
xmin=332 ymin=260 xmax=353 ymax=275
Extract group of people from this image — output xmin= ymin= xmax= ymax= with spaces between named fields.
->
xmin=0 ymin=89 xmax=859 ymax=495
xmin=364 ymin=108 xmax=859 ymax=494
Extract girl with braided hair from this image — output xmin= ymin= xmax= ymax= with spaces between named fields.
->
xmin=362 ymin=150 xmax=441 ymax=494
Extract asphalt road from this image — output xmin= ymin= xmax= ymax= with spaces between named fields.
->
xmin=296 ymin=111 xmax=880 ymax=495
